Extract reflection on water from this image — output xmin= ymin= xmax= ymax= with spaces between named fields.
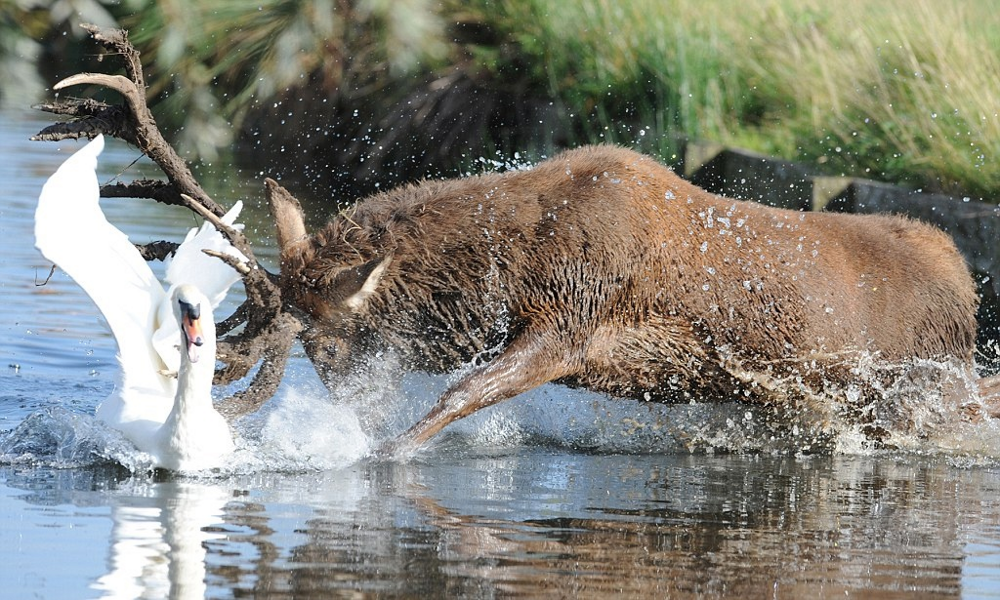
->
xmin=92 ymin=479 xmax=229 ymax=599
xmin=3 ymin=452 xmax=1000 ymax=598
xmin=3 ymin=109 xmax=1000 ymax=597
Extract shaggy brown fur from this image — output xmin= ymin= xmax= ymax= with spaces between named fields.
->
xmin=274 ymin=145 xmax=979 ymax=450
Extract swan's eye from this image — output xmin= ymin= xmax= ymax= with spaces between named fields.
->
xmin=179 ymin=299 xmax=201 ymax=320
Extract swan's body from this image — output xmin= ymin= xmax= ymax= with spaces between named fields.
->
xmin=35 ymin=135 xmax=241 ymax=470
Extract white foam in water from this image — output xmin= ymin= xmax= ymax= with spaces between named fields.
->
xmin=234 ymin=386 xmax=371 ymax=471
xmin=4 ymin=350 xmax=1000 ymax=472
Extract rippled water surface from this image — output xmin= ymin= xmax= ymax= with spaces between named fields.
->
xmin=2 ymin=109 xmax=1000 ymax=598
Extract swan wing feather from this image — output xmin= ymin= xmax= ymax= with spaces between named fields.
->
xmin=34 ymin=135 xmax=168 ymax=394
xmin=164 ymin=200 xmax=246 ymax=308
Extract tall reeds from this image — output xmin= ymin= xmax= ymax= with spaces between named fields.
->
xmin=468 ymin=0 xmax=1000 ymax=197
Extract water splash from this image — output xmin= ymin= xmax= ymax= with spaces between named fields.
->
xmin=697 ymin=352 xmax=1000 ymax=458
xmin=233 ymin=386 xmax=371 ymax=472
xmin=0 ymin=386 xmax=373 ymax=475
xmin=403 ymin=351 xmax=1000 ymax=461
xmin=3 ymin=352 xmax=999 ymax=472
xmin=0 ymin=407 xmax=151 ymax=471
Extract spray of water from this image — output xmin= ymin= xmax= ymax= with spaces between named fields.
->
xmin=3 ymin=349 xmax=999 ymax=473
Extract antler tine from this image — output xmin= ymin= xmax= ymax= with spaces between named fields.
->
xmin=51 ymin=41 xmax=226 ymax=218
xmin=55 ymin=73 xmax=143 ymax=107
xmin=203 ymin=249 xmax=252 ymax=276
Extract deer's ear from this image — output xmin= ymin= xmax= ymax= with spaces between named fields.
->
xmin=267 ymin=178 xmax=309 ymax=262
xmin=332 ymin=254 xmax=393 ymax=311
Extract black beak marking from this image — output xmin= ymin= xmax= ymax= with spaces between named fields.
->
xmin=180 ymin=299 xmax=205 ymax=347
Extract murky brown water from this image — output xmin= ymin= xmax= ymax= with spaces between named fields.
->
xmin=2 ymin=109 xmax=1000 ymax=599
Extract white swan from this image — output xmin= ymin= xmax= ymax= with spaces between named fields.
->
xmin=151 ymin=284 xmax=235 ymax=470
xmin=34 ymin=134 xmax=241 ymax=470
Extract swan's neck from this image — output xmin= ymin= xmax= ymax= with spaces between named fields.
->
xmin=155 ymin=336 xmax=234 ymax=471
xmin=173 ymin=346 xmax=216 ymax=413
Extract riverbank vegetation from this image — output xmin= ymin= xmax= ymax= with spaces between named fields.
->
xmin=4 ymin=0 xmax=999 ymax=199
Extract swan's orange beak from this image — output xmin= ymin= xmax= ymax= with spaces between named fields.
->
xmin=179 ymin=300 xmax=205 ymax=364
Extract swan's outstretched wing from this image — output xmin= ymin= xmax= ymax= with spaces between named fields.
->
xmin=34 ymin=135 xmax=169 ymax=393
xmin=165 ymin=200 xmax=246 ymax=308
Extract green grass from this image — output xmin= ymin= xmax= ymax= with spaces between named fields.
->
xmin=462 ymin=0 xmax=1000 ymax=197
xmin=8 ymin=0 xmax=1000 ymax=199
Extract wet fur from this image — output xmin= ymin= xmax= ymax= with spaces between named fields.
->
xmin=276 ymin=145 xmax=979 ymax=447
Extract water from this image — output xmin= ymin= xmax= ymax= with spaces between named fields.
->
xmin=2 ymin=109 xmax=1000 ymax=598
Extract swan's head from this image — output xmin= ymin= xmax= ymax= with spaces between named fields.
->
xmin=172 ymin=284 xmax=213 ymax=364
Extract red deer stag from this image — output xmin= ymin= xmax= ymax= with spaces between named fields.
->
xmin=271 ymin=145 xmax=981 ymax=452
